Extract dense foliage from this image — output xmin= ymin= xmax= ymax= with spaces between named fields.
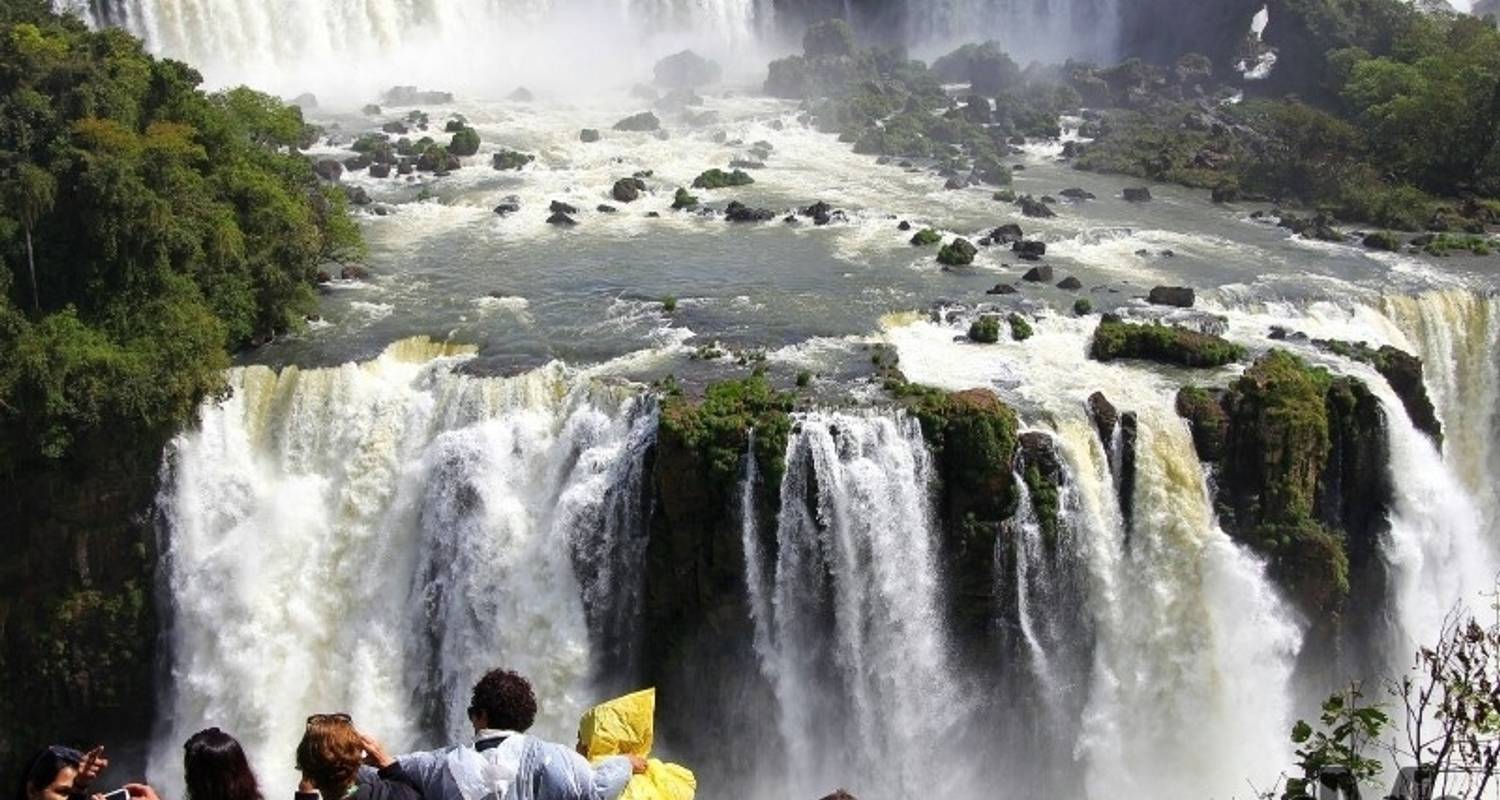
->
xmin=0 ymin=1 xmax=358 ymax=469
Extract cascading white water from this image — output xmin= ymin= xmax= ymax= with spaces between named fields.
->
xmin=54 ymin=0 xmax=775 ymax=98
xmin=153 ymin=337 xmax=653 ymax=798
xmin=748 ymin=411 xmax=971 ymax=800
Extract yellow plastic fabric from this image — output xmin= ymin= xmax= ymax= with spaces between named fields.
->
xmin=578 ymin=688 xmax=697 ymax=800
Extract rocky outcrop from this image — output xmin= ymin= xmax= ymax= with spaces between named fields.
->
xmin=1312 ymin=340 xmax=1443 ymax=446
xmin=613 ymin=112 xmax=661 ymax=132
xmin=937 ymin=238 xmax=978 ymax=266
xmin=612 ymin=177 xmax=646 ymax=203
xmin=1147 ymin=286 xmax=1195 ymax=308
xmin=653 ymin=50 xmax=722 ymax=89
xmin=1090 ymin=318 xmax=1245 ymax=368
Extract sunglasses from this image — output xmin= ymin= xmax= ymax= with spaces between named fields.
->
xmin=306 ymin=713 xmax=352 ymax=726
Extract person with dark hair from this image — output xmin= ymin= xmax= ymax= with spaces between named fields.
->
xmin=184 ymin=728 xmax=261 ymax=800
xmin=294 ymin=714 xmax=419 ymax=800
xmin=393 ymin=669 xmax=641 ymax=800
xmin=16 ymin=746 xmax=113 ymax=800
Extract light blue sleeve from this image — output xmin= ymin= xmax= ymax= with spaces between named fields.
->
xmin=516 ymin=740 xmax=632 ymax=800
xmin=393 ymin=747 xmax=449 ymax=800
xmin=585 ymin=756 xmax=633 ymax=800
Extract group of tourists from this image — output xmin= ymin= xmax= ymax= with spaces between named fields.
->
xmin=17 ymin=670 xmax=694 ymax=800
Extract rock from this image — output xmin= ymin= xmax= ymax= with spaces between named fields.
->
xmin=1087 ymin=391 xmax=1119 ymax=446
xmin=937 ymin=238 xmax=978 ymax=266
xmin=991 ymin=223 xmax=1024 ymax=244
xmin=382 ymin=86 xmax=453 ymax=105
xmin=671 ymin=188 xmax=699 ymax=210
xmin=396 ymin=159 xmax=414 ymax=176
xmin=1040 ymin=195 xmax=1058 ymax=204
xmin=549 ymin=200 xmax=579 ymax=215
xmin=492 ymin=150 xmax=535 ymax=171
xmin=944 ymin=176 xmax=970 ymax=190
xmin=344 ymin=186 xmax=371 ymax=206
xmin=1362 ymin=231 xmax=1400 ymax=252
xmin=655 ymin=87 xmax=704 ymax=113
xmin=612 ymin=177 xmax=647 ymax=203
xmin=1211 ymin=185 xmax=1239 ymax=203
xmin=692 ymin=168 xmax=754 ymax=189
xmin=986 ymin=283 xmax=1018 ymax=295
xmin=729 ymin=159 xmax=766 ymax=170
xmin=1147 ymin=286 xmax=1195 ymax=308
xmin=508 ymin=87 xmax=534 ymax=102
xmin=580 ymin=128 xmax=601 ymax=143
xmin=803 ymin=18 xmax=855 ymax=58
xmin=343 ymin=154 xmax=372 ymax=171
xmin=1060 ymin=187 xmax=1096 ymax=201
xmin=1017 ymin=195 xmax=1056 ymax=218
xmin=597 ymin=204 xmax=617 ymax=213
xmin=725 ymin=201 xmax=775 ymax=222
xmin=340 ymin=264 xmax=370 ymax=280
xmin=416 ymin=146 xmax=460 ymax=172
xmin=1176 ymin=387 xmax=1229 ymax=462
xmin=1013 ymin=240 xmax=1047 ymax=260
xmin=1022 ymin=265 xmax=1054 ymax=282
xmin=313 ymin=160 xmax=343 ymax=181
xmin=316 ymin=271 xmax=332 ymax=284
xmin=361 ymin=104 xmax=382 ymax=116
xmin=968 ymin=314 xmax=1002 ymax=343
xmin=448 ymin=127 xmax=480 ymax=156
xmin=1089 ymin=319 xmax=1245 ymax=367
xmin=546 ymin=211 xmax=577 ymax=227
xmin=898 ymin=220 xmax=912 ymax=231
xmin=381 ymin=120 xmax=410 ymax=135
xmin=613 ymin=111 xmax=662 ymax=132
xmin=910 ymin=228 xmax=942 ymax=246
xmin=493 ymin=200 xmax=521 ymax=216
xmin=801 ymin=201 xmax=836 ymax=225
xmin=1123 ymin=187 xmax=1153 ymax=202
xmin=1057 ymin=276 xmax=1083 ymax=290
xmin=1311 ymin=340 xmax=1442 ymax=446
xmin=653 ymin=49 xmax=722 ymax=89
xmin=290 ymin=92 xmax=317 ymax=110
xmin=369 ymin=163 xmax=391 ymax=178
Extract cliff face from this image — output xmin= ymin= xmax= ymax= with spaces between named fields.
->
xmin=0 ymin=430 xmax=166 ymax=783
xmin=1118 ymin=0 xmax=1265 ymax=71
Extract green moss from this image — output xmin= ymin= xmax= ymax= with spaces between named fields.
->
xmin=1073 ymin=298 xmax=1094 ymax=316
xmin=448 ymin=126 xmax=480 ymax=156
xmin=1023 ymin=461 xmax=1061 ymax=545
xmin=1175 ymin=386 xmax=1229 ymax=462
xmin=691 ymin=168 xmax=754 ymax=189
xmin=795 ymin=370 xmax=812 ymax=388
xmin=491 ymin=149 xmax=534 ymax=170
xmin=1090 ymin=319 xmax=1246 ymax=367
xmin=968 ymin=315 xmax=1001 ymax=343
xmin=937 ymin=238 xmax=977 ymax=266
xmin=671 ymin=187 xmax=699 ymax=209
xmin=1423 ymin=233 xmax=1493 ymax=256
xmin=661 ymin=295 xmax=677 ymax=313
xmin=910 ymin=228 xmax=942 ymax=246
xmin=1008 ymin=313 xmax=1033 ymax=342
xmin=1362 ymin=230 xmax=1400 ymax=251
xmin=658 ymin=374 xmax=794 ymax=490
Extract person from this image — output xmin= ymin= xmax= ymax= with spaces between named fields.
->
xmin=16 ymin=746 xmax=111 ymax=800
xmin=392 ymin=669 xmax=641 ymax=800
xmin=184 ymin=728 xmax=262 ymax=800
xmin=294 ymin=714 xmax=420 ymax=800
xmin=575 ymin=689 xmax=694 ymax=800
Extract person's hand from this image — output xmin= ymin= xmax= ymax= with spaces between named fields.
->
xmin=626 ymin=755 xmax=648 ymax=775
xmin=124 ymin=783 xmax=159 ymax=800
xmin=76 ymin=747 xmax=109 ymax=788
xmin=358 ymin=732 xmax=394 ymax=768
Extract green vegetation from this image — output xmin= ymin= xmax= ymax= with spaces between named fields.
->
xmin=1007 ymin=313 xmax=1033 ymax=342
xmin=1175 ymin=386 xmax=1229 ymax=461
xmin=1280 ymin=687 xmax=1391 ymax=800
xmin=968 ymin=315 xmax=1001 ymax=343
xmin=795 ymin=370 xmax=812 ymax=388
xmin=690 ymin=168 xmax=754 ymax=189
xmin=1089 ymin=319 xmax=1245 ymax=368
xmin=671 ymin=187 xmax=699 ymax=210
xmin=661 ymin=295 xmax=677 ymax=313
xmin=910 ymin=227 xmax=942 ymax=246
xmin=1073 ymin=297 xmax=1094 ymax=316
xmin=1022 ymin=459 xmax=1061 ymax=544
xmin=658 ymin=373 xmax=794 ymax=489
xmin=447 ymin=125 xmax=480 ymax=156
xmin=491 ymin=149 xmax=534 ymax=170
xmin=1422 ymin=233 xmax=1494 ymax=256
xmin=937 ymin=237 xmax=977 ymax=266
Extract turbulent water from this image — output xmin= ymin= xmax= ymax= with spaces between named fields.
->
xmin=71 ymin=0 xmax=1500 ymax=793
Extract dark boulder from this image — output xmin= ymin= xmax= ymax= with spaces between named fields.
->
xmin=1123 ymin=187 xmax=1153 ymax=202
xmin=612 ymin=177 xmax=647 ymax=203
xmin=508 ymin=87 xmax=534 ymax=102
xmin=613 ymin=111 xmax=662 ymax=132
xmin=381 ymin=120 xmax=409 ymax=134
xmin=724 ymin=201 xmax=775 ymax=222
xmin=597 ymin=204 xmax=617 ymax=213
xmin=1057 ymin=276 xmax=1083 ymax=291
xmin=382 ymin=86 xmax=453 ymax=105
xmin=492 ymin=150 xmax=535 ymax=170
xmin=549 ymin=200 xmax=579 ymax=215
xmin=991 ymin=223 xmax=1024 ymax=244
xmin=580 ymin=129 xmax=601 ymax=143
xmin=937 ymin=238 xmax=978 ymax=266
xmin=1013 ymin=240 xmax=1047 ymax=260
xmin=1147 ymin=286 xmax=1195 ymax=308
xmin=493 ymin=200 xmax=521 ymax=216
xmin=1022 ymin=265 xmax=1054 ymax=282
xmin=546 ymin=211 xmax=577 ymax=227
xmin=1017 ymin=195 xmax=1056 ymax=218
xmin=653 ymin=49 xmax=722 ymax=89
xmin=369 ymin=163 xmax=391 ymax=178
xmin=986 ymin=283 xmax=1018 ymax=295
xmin=340 ymin=264 xmax=370 ymax=280
xmin=344 ymin=186 xmax=371 ymax=206
xmin=313 ymin=159 xmax=344 ymax=181
xmin=1060 ymin=187 xmax=1096 ymax=201
xmin=343 ymin=154 xmax=371 ymax=171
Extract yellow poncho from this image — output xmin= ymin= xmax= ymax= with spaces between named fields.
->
xmin=578 ymin=688 xmax=696 ymax=800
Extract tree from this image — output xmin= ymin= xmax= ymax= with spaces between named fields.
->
xmin=2 ymin=163 xmax=54 ymax=312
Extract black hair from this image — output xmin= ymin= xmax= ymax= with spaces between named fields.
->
xmin=184 ymin=728 xmax=262 ymax=800
xmin=16 ymin=747 xmax=82 ymax=800
xmin=468 ymin=669 xmax=537 ymax=732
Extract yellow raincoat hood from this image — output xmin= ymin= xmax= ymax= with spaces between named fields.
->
xmin=578 ymin=689 xmax=696 ymax=800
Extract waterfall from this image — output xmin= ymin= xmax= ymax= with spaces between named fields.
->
xmin=1068 ymin=412 xmax=1303 ymax=800
xmin=54 ymin=0 xmax=775 ymax=97
xmin=152 ymin=337 xmax=654 ymax=798
xmin=747 ymin=411 xmax=971 ymax=800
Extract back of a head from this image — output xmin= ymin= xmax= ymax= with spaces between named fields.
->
xmin=469 ymin=670 xmax=537 ymax=733
xmin=818 ymin=792 xmax=858 ymax=800
xmin=184 ymin=728 xmax=261 ymax=800
xmin=296 ymin=717 xmax=363 ymax=798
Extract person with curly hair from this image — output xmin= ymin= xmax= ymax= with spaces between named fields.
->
xmin=392 ymin=669 xmax=642 ymax=800
xmin=294 ymin=715 xmax=419 ymax=800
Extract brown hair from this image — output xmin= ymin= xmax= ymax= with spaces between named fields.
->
xmin=295 ymin=716 xmax=362 ymax=798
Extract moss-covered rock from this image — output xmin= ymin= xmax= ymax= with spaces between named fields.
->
xmin=968 ymin=315 xmax=1001 ymax=343
xmin=910 ymin=228 xmax=942 ymax=246
xmin=613 ymin=111 xmax=661 ymax=132
xmin=447 ymin=126 xmax=480 ymax=156
xmin=1312 ymin=339 xmax=1442 ymax=446
xmin=937 ymin=238 xmax=978 ymax=266
xmin=691 ymin=168 xmax=754 ymax=189
xmin=1008 ymin=313 xmax=1034 ymax=342
xmin=491 ymin=149 xmax=534 ymax=170
xmin=671 ymin=187 xmax=699 ymax=210
xmin=1090 ymin=319 xmax=1246 ymax=367
xmin=1176 ymin=386 xmax=1229 ymax=461
xmin=612 ymin=177 xmax=646 ymax=203
xmin=1018 ymin=432 xmax=1064 ymax=545
xmin=658 ymin=374 xmax=794 ymax=492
